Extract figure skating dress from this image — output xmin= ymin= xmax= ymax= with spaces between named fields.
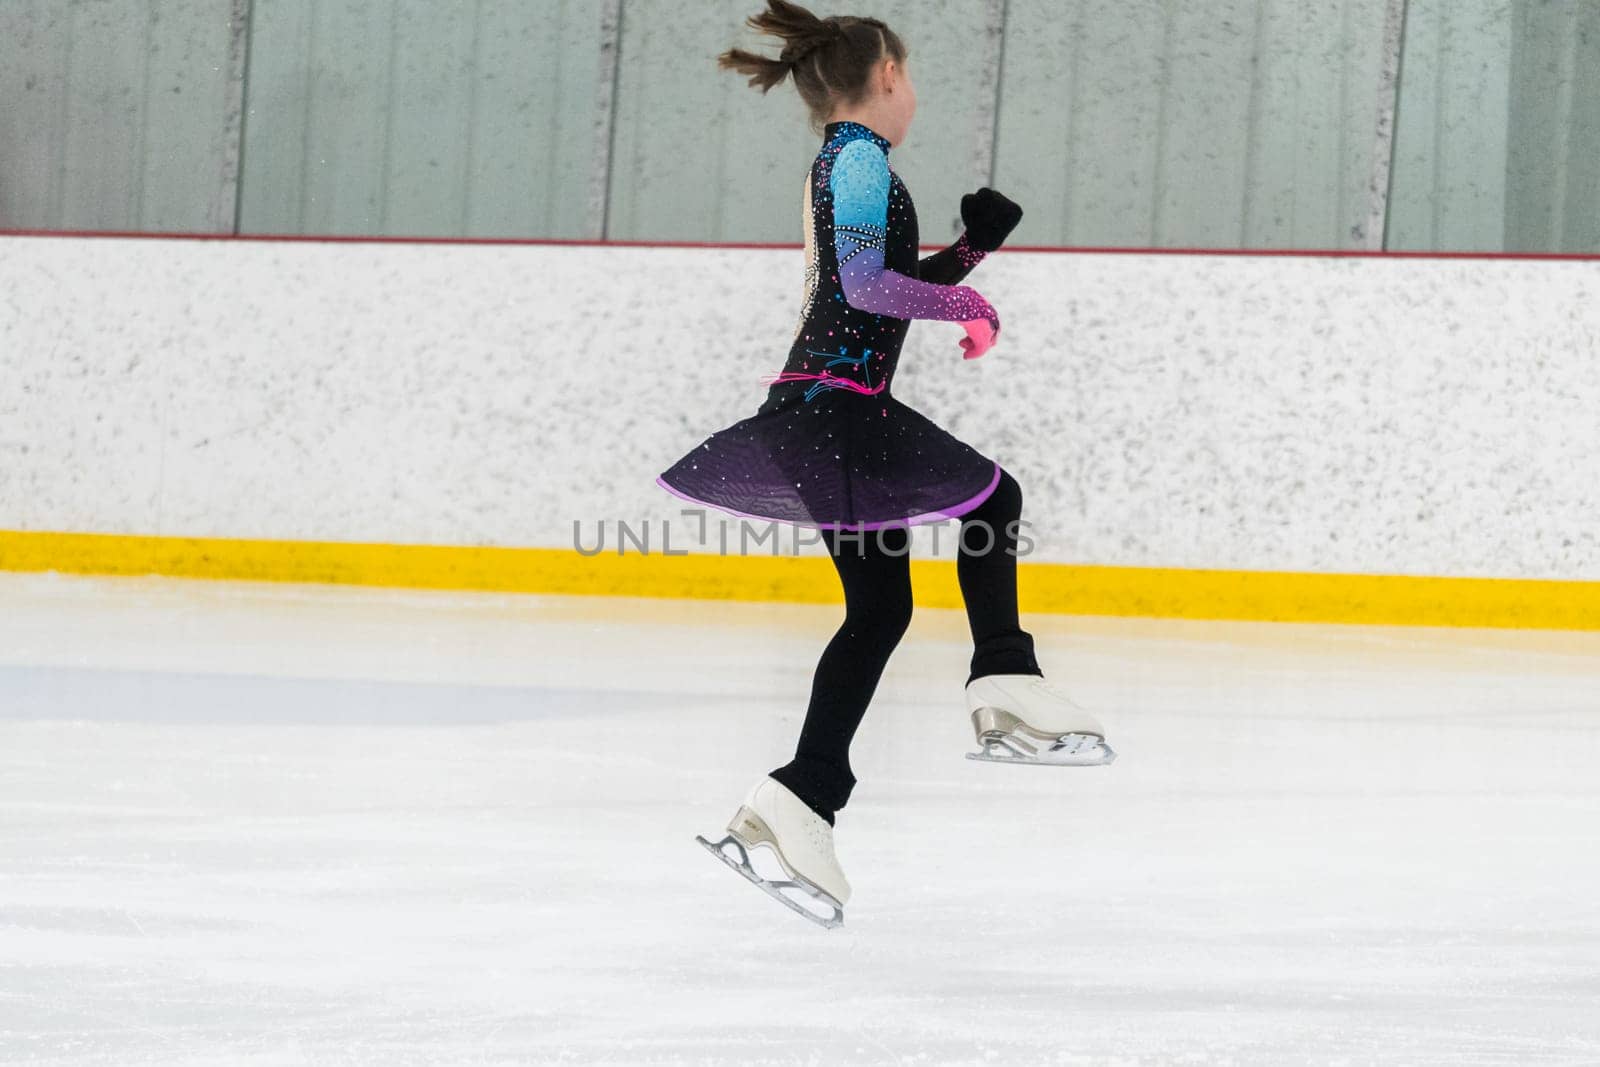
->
xmin=657 ymin=121 xmax=1001 ymax=530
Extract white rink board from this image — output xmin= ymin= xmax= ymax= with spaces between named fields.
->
xmin=2 ymin=236 xmax=1597 ymax=580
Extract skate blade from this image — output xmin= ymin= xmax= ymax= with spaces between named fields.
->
xmin=694 ymin=833 xmax=844 ymax=930
xmin=966 ymin=733 xmax=1118 ymax=767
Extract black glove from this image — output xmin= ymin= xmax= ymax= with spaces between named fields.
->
xmin=960 ymin=187 xmax=1023 ymax=252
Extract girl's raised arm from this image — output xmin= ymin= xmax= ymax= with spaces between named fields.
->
xmin=830 ymin=139 xmax=997 ymax=329
xmin=917 ymin=233 xmax=986 ymax=286
xmin=919 ymin=187 xmax=1023 ymax=284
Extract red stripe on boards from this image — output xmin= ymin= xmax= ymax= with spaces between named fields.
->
xmin=2 ymin=227 xmax=1598 ymax=262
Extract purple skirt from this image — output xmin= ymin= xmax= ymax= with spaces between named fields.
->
xmin=657 ymin=389 xmax=1000 ymax=531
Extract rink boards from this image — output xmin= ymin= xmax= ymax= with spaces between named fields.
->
xmin=1 ymin=233 xmax=1597 ymax=628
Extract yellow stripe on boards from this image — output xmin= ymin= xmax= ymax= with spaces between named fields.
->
xmin=0 ymin=529 xmax=842 ymax=602
xmin=1011 ymin=564 xmax=1600 ymax=631
xmin=1 ymin=528 xmax=1597 ymax=632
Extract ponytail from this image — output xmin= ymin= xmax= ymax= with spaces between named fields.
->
xmin=718 ymin=1 xmax=907 ymax=130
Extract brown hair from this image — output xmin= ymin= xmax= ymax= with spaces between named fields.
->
xmin=718 ymin=1 xmax=907 ymax=133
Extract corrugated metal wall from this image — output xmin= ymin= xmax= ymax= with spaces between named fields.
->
xmin=0 ymin=0 xmax=245 ymax=233
xmin=606 ymin=0 xmax=1005 ymax=243
xmin=995 ymin=0 xmax=1397 ymax=249
xmin=1383 ymin=0 xmax=1600 ymax=252
xmin=0 ymin=0 xmax=1594 ymax=250
xmin=1504 ymin=0 xmax=1600 ymax=252
xmin=1386 ymin=0 xmax=1513 ymax=251
xmin=236 ymin=0 xmax=606 ymax=238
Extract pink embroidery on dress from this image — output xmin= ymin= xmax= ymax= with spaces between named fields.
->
xmin=762 ymin=347 xmax=886 ymax=402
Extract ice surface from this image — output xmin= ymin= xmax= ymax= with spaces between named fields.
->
xmin=2 ymin=572 xmax=1598 ymax=1066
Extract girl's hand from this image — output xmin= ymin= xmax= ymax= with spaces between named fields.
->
xmin=960 ymin=188 xmax=1024 ymax=252
xmin=958 ymin=315 xmax=1000 ymax=360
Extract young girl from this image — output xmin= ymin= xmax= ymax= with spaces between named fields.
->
xmin=658 ymin=0 xmax=1116 ymax=928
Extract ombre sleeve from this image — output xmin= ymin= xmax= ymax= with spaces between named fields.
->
xmin=830 ymin=140 xmax=997 ymax=326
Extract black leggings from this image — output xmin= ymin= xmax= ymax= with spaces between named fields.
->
xmin=769 ymin=469 xmax=1041 ymax=822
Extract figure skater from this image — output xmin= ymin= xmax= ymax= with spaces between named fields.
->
xmin=657 ymin=0 xmax=1116 ymax=928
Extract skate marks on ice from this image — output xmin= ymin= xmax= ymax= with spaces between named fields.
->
xmin=5 ymin=575 xmax=1600 ymax=1064
xmin=0 ymin=662 xmax=665 ymax=725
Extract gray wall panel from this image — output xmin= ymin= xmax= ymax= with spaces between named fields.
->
xmin=606 ymin=1 xmax=788 ymax=242
xmin=1243 ymin=0 xmax=1355 ymax=247
xmin=5 ymin=0 xmax=1599 ymax=251
xmin=1387 ymin=0 xmax=1600 ymax=254
xmin=997 ymin=0 xmax=1394 ymax=250
xmin=238 ymin=0 xmax=605 ymax=237
xmin=1505 ymin=0 xmax=1600 ymax=252
xmin=140 ymin=0 xmax=247 ymax=231
xmin=1563 ymin=1 xmax=1600 ymax=251
xmin=1388 ymin=0 xmax=1513 ymax=251
xmin=1337 ymin=0 xmax=1402 ymax=249
xmin=605 ymin=0 xmax=997 ymax=243
xmin=59 ymin=0 xmax=152 ymax=229
xmin=306 ymin=1 xmax=393 ymax=232
xmin=1157 ymin=0 xmax=1261 ymax=247
xmin=384 ymin=2 xmax=478 ymax=233
xmin=994 ymin=0 xmax=1168 ymax=247
xmin=0 ymin=0 xmax=241 ymax=232
xmin=467 ymin=0 xmax=607 ymax=238
xmin=0 ymin=0 xmax=72 ymax=227
xmin=234 ymin=0 xmax=311 ymax=232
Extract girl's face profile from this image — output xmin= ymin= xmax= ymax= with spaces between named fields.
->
xmin=880 ymin=57 xmax=917 ymax=147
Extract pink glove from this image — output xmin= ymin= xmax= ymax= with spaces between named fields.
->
xmin=958 ymin=315 xmax=1000 ymax=360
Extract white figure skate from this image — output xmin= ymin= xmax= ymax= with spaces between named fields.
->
xmin=965 ymin=674 xmax=1117 ymax=766
xmin=695 ymin=776 xmax=850 ymax=929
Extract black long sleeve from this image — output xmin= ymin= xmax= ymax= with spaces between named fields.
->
xmin=917 ymin=231 xmax=987 ymax=285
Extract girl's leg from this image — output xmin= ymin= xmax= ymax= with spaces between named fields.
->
xmin=770 ymin=525 xmax=913 ymax=824
xmin=957 ymin=469 xmax=1044 ymax=684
